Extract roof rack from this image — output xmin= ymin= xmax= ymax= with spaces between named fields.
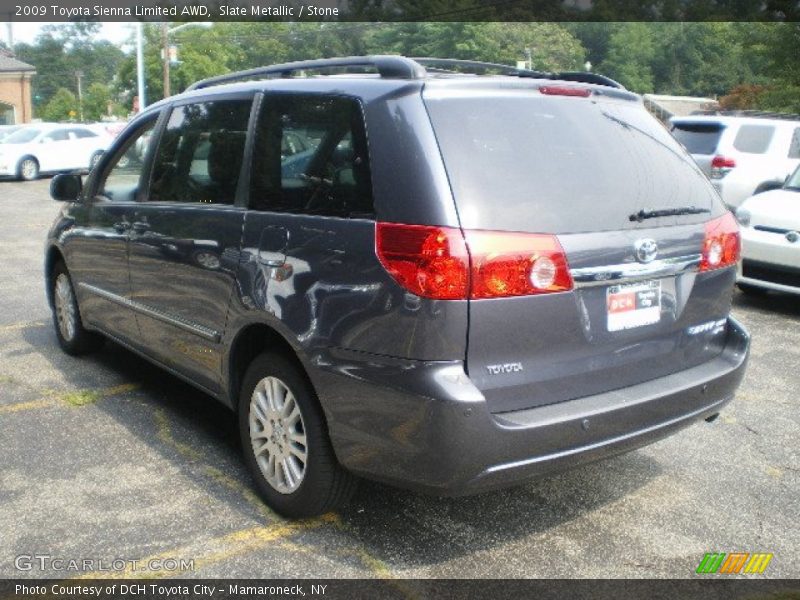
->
xmin=186 ymin=55 xmax=426 ymax=91
xmin=690 ymin=109 xmax=800 ymax=121
xmin=186 ymin=55 xmax=624 ymax=91
xmin=411 ymin=58 xmax=624 ymax=89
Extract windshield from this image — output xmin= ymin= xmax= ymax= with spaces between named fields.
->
xmin=424 ymin=91 xmax=722 ymax=234
xmin=670 ymin=122 xmax=724 ymax=155
xmin=3 ymin=128 xmax=40 ymax=144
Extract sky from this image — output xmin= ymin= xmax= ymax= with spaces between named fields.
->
xmin=4 ymin=22 xmax=134 ymax=48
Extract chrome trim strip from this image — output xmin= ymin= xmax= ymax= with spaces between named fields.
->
xmin=570 ymin=254 xmax=702 ymax=288
xmin=78 ymin=282 xmax=220 ymax=342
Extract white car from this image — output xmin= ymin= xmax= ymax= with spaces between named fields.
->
xmin=735 ymin=164 xmax=800 ymax=296
xmin=670 ymin=113 xmax=800 ymax=209
xmin=0 ymin=124 xmax=113 ymax=181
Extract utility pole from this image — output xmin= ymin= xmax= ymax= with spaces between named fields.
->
xmin=161 ymin=22 xmax=170 ymax=98
xmin=136 ymin=23 xmax=146 ymax=111
xmin=75 ymin=70 xmax=84 ymax=121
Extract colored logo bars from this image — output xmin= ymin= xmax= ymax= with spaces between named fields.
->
xmin=696 ymin=553 xmax=773 ymax=574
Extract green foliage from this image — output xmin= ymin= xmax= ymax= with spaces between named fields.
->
xmin=83 ymin=83 xmax=112 ymax=121
xmin=599 ymin=23 xmax=656 ymax=93
xmin=41 ymin=88 xmax=77 ymax=122
xmin=15 ymin=22 xmax=800 ymax=117
xmin=15 ymin=24 xmax=125 ymax=120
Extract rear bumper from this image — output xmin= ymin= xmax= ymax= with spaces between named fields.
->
xmin=311 ymin=316 xmax=750 ymax=496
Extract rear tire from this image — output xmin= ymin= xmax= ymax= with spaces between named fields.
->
xmin=50 ymin=261 xmax=103 ymax=355
xmin=738 ymin=283 xmax=768 ymax=297
xmin=239 ymin=352 xmax=356 ymax=518
xmin=17 ymin=157 xmax=39 ymax=181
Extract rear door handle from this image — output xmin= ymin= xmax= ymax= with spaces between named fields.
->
xmin=132 ymin=221 xmax=150 ymax=233
xmin=113 ymin=221 xmax=131 ymax=233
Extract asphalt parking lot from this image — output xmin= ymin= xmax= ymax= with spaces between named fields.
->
xmin=1 ymin=179 xmax=798 ymax=580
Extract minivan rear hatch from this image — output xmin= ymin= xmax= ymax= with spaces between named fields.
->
xmin=423 ymin=81 xmax=733 ymax=413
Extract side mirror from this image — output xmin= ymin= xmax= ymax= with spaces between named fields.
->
xmin=50 ymin=173 xmax=82 ymax=202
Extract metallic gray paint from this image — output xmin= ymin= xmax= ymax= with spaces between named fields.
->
xmin=45 ymin=73 xmax=750 ymax=497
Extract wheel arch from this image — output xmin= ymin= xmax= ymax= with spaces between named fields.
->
xmin=226 ymin=321 xmax=315 ymax=414
xmin=44 ymin=245 xmax=66 ymax=308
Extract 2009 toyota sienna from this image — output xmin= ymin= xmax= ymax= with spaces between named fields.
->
xmin=45 ymin=56 xmax=750 ymax=517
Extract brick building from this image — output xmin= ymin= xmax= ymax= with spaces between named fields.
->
xmin=0 ymin=53 xmax=35 ymax=125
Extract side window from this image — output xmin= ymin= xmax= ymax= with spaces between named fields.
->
xmin=97 ymin=118 xmax=157 ymax=203
xmin=732 ymin=125 xmax=774 ymax=154
xmin=788 ymin=128 xmax=800 ymax=159
xmin=250 ymin=94 xmax=374 ymax=218
xmin=43 ymin=129 xmax=69 ymax=142
xmin=149 ymin=99 xmax=252 ymax=205
xmin=70 ymin=128 xmax=97 ymax=139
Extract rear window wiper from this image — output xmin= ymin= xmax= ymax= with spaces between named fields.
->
xmin=629 ymin=206 xmax=710 ymax=222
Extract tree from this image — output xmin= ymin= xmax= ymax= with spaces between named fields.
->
xmin=599 ymin=23 xmax=656 ymax=93
xmin=83 ymin=83 xmax=112 ymax=121
xmin=15 ymin=23 xmax=125 ymax=118
xmin=41 ymin=88 xmax=77 ymax=122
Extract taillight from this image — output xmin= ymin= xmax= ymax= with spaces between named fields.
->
xmin=700 ymin=212 xmax=740 ymax=272
xmin=710 ymin=155 xmax=736 ymax=180
xmin=375 ymin=223 xmax=469 ymax=300
xmin=539 ymin=85 xmax=591 ymax=98
xmin=465 ymin=230 xmax=573 ymax=298
xmin=710 ymin=155 xmax=736 ymax=169
xmin=376 ymin=223 xmax=573 ymax=300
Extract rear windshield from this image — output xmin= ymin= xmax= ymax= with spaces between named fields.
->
xmin=424 ymin=91 xmax=720 ymax=234
xmin=670 ymin=122 xmax=724 ymax=155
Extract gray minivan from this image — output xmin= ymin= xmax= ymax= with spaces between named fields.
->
xmin=45 ymin=57 xmax=749 ymax=517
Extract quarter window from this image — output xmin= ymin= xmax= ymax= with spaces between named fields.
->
xmin=149 ymin=99 xmax=252 ymax=205
xmin=97 ymin=118 xmax=157 ymax=203
xmin=250 ymin=94 xmax=374 ymax=218
xmin=732 ymin=125 xmax=774 ymax=154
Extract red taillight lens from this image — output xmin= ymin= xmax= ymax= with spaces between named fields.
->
xmin=539 ymin=85 xmax=591 ymax=98
xmin=700 ymin=212 xmax=740 ymax=272
xmin=711 ymin=155 xmax=736 ymax=169
xmin=465 ymin=230 xmax=573 ymax=298
xmin=376 ymin=223 xmax=469 ymax=300
xmin=376 ymin=223 xmax=573 ymax=300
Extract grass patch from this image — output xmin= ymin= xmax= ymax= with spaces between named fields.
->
xmin=61 ymin=390 xmax=103 ymax=407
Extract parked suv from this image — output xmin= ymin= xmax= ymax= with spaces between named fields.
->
xmin=45 ymin=56 xmax=750 ymax=517
xmin=670 ymin=112 xmax=800 ymax=209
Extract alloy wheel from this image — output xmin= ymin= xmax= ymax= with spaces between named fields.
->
xmin=249 ymin=376 xmax=308 ymax=494
xmin=54 ymin=273 xmax=77 ymax=342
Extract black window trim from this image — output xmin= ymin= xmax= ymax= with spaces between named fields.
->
xmin=140 ymin=90 xmax=258 ymax=210
xmin=246 ymin=89 xmax=375 ymax=220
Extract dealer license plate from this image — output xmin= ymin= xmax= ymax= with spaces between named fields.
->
xmin=606 ymin=280 xmax=661 ymax=332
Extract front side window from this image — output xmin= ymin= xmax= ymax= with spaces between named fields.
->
xmin=250 ymin=94 xmax=374 ymax=218
xmin=149 ymin=99 xmax=252 ymax=205
xmin=733 ymin=124 xmax=774 ymax=154
xmin=97 ymin=118 xmax=157 ymax=203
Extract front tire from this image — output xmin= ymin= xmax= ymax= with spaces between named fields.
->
xmin=239 ymin=353 xmax=356 ymax=518
xmin=17 ymin=157 xmax=39 ymax=181
xmin=50 ymin=262 xmax=103 ymax=355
